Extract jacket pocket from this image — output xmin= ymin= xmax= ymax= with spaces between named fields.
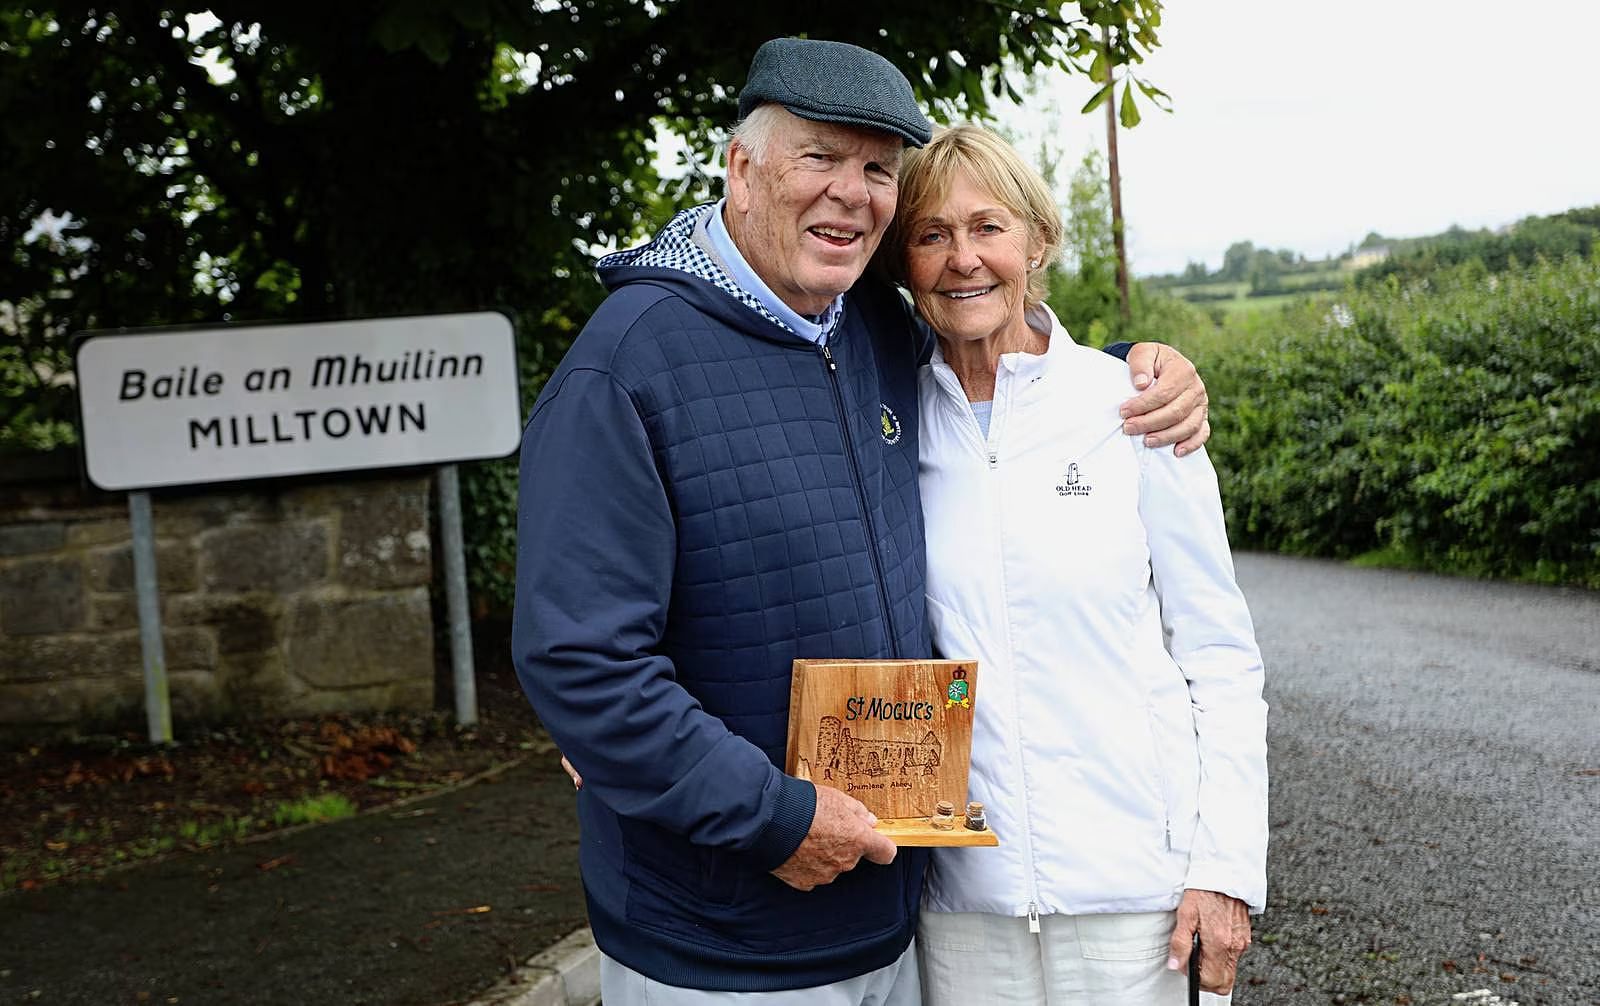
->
xmin=699 ymin=847 xmax=747 ymax=907
xmin=618 ymin=818 xmax=743 ymax=910
xmin=1141 ymin=705 xmax=1174 ymax=853
xmin=1145 ymin=700 xmax=1198 ymax=855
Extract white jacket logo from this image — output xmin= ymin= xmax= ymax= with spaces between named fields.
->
xmin=1055 ymin=462 xmax=1093 ymax=497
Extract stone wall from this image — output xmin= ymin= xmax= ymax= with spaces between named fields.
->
xmin=0 ymin=458 xmax=437 ymax=733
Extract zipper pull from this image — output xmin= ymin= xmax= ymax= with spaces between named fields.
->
xmin=1027 ymin=902 xmax=1040 ymax=933
xmin=821 ymin=344 xmax=836 ymax=372
xmin=987 ymin=451 xmax=998 ymax=470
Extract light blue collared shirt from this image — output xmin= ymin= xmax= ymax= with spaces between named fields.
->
xmin=704 ymin=199 xmax=844 ymax=345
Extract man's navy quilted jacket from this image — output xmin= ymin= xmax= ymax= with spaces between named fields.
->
xmin=512 ymin=205 xmax=932 ymax=991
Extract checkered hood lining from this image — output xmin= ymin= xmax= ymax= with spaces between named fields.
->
xmin=597 ymin=204 xmax=794 ymax=334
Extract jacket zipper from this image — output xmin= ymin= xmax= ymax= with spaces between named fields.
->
xmin=949 ymin=363 xmax=1045 ymax=927
xmin=931 ymin=360 xmax=1043 ymax=922
xmin=820 ymin=343 xmax=898 ymax=655
xmin=996 ymin=382 xmax=1043 ymax=930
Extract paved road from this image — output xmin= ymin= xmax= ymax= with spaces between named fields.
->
xmin=1231 ymin=554 xmax=1599 ymax=1005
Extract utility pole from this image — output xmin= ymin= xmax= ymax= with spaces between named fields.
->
xmin=1102 ymin=26 xmax=1131 ymax=324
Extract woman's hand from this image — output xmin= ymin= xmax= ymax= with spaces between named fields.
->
xmin=1167 ymin=888 xmax=1252 ymax=993
xmin=1120 ymin=343 xmax=1211 ymax=457
xmin=560 ymin=754 xmax=582 ymax=790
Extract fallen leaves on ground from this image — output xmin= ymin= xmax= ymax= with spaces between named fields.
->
xmin=1 ymin=662 xmax=548 ymax=892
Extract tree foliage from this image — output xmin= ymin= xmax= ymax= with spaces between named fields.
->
xmin=1205 ymin=239 xmax=1305 ymax=293
xmin=1354 ymin=208 xmax=1600 ymax=288
xmin=1048 ymin=148 xmax=1119 ymax=343
xmin=1045 ymin=146 xmax=1201 ymax=348
xmin=2 ymin=0 xmax=1165 ymax=610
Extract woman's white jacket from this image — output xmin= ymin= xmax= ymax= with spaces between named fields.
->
xmin=918 ymin=305 xmax=1268 ymax=920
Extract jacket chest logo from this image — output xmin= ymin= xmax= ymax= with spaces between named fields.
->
xmin=880 ymin=403 xmax=903 ymax=445
xmin=1055 ymin=461 xmax=1093 ymax=497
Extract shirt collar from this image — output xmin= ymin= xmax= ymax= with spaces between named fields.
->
xmin=929 ymin=302 xmax=1071 ymax=380
xmin=705 ymin=199 xmax=844 ymax=344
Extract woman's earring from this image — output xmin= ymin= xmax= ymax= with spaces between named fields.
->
xmin=1029 ymin=258 xmax=1040 ymax=269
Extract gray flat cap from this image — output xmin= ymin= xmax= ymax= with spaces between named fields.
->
xmin=738 ymin=37 xmax=932 ymax=147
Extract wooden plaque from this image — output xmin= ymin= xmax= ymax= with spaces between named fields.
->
xmin=786 ymin=659 xmax=997 ymax=847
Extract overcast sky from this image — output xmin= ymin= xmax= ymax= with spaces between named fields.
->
xmin=996 ymin=0 xmax=1600 ymax=276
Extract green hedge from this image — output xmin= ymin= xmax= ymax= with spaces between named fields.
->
xmin=1192 ymin=252 xmax=1600 ymax=588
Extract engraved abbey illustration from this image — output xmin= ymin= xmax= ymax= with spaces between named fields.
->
xmin=800 ymin=716 xmax=942 ymax=784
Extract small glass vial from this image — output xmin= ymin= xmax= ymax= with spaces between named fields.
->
xmin=964 ymin=801 xmax=987 ymax=831
xmin=930 ymin=800 xmax=956 ymax=830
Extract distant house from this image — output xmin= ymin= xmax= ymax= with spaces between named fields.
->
xmin=1347 ymin=246 xmax=1391 ymax=270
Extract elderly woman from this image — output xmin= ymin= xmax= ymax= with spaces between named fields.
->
xmin=885 ymin=125 xmax=1268 ymax=1004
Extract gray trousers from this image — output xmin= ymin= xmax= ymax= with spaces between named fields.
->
xmin=599 ymin=942 xmax=921 ymax=1005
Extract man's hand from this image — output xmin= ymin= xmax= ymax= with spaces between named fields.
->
xmin=559 ymin=761 xmax=893 ymax=891
xmin=1120 ymin=342 xmax=1211 ymax=457
xmin=771 ymin=783 xmax=897 ymax=892
xmin=1167 ymin=888 xmax=1252 ymax=994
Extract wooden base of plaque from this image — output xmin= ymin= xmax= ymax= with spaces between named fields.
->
xmin=873 ymin=818 xmax=999 ymax=848
xmin=786 ymin=658 xmax=998 ymax=850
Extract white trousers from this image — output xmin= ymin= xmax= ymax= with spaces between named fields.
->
xmin=599 ymin=942 xmax=921 ymax=1005
xmin=918 ymin=910 xmax=1232 ymax=1006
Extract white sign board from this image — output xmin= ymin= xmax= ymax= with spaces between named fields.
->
xmin=76 ymin=312 xmax=521 ymax=491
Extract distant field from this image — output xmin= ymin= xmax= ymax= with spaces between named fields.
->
xmin=1163 ymin=268 xmax=1347 ymax=317
xmin=1280 ymin=268 xmax=1348 ymax=291
xmin=1167 ymin=280 xmax=1248 ymax=300
xmin=1217 ymin=291 xmax=1333 ymax=315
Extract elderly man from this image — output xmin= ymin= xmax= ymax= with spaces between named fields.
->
xmin=513 ymin=38 xmax=1209 ymax=1004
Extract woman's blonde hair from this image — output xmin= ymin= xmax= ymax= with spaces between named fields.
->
xmin=881 ymin=125 xmax=1064 ymax=308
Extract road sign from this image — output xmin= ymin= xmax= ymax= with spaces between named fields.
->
xmin=76 ymin=312 xmax=520 ymax=491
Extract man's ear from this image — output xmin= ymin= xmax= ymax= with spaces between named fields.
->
xmin=726 ymin=139 xmax=754 ymax=215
